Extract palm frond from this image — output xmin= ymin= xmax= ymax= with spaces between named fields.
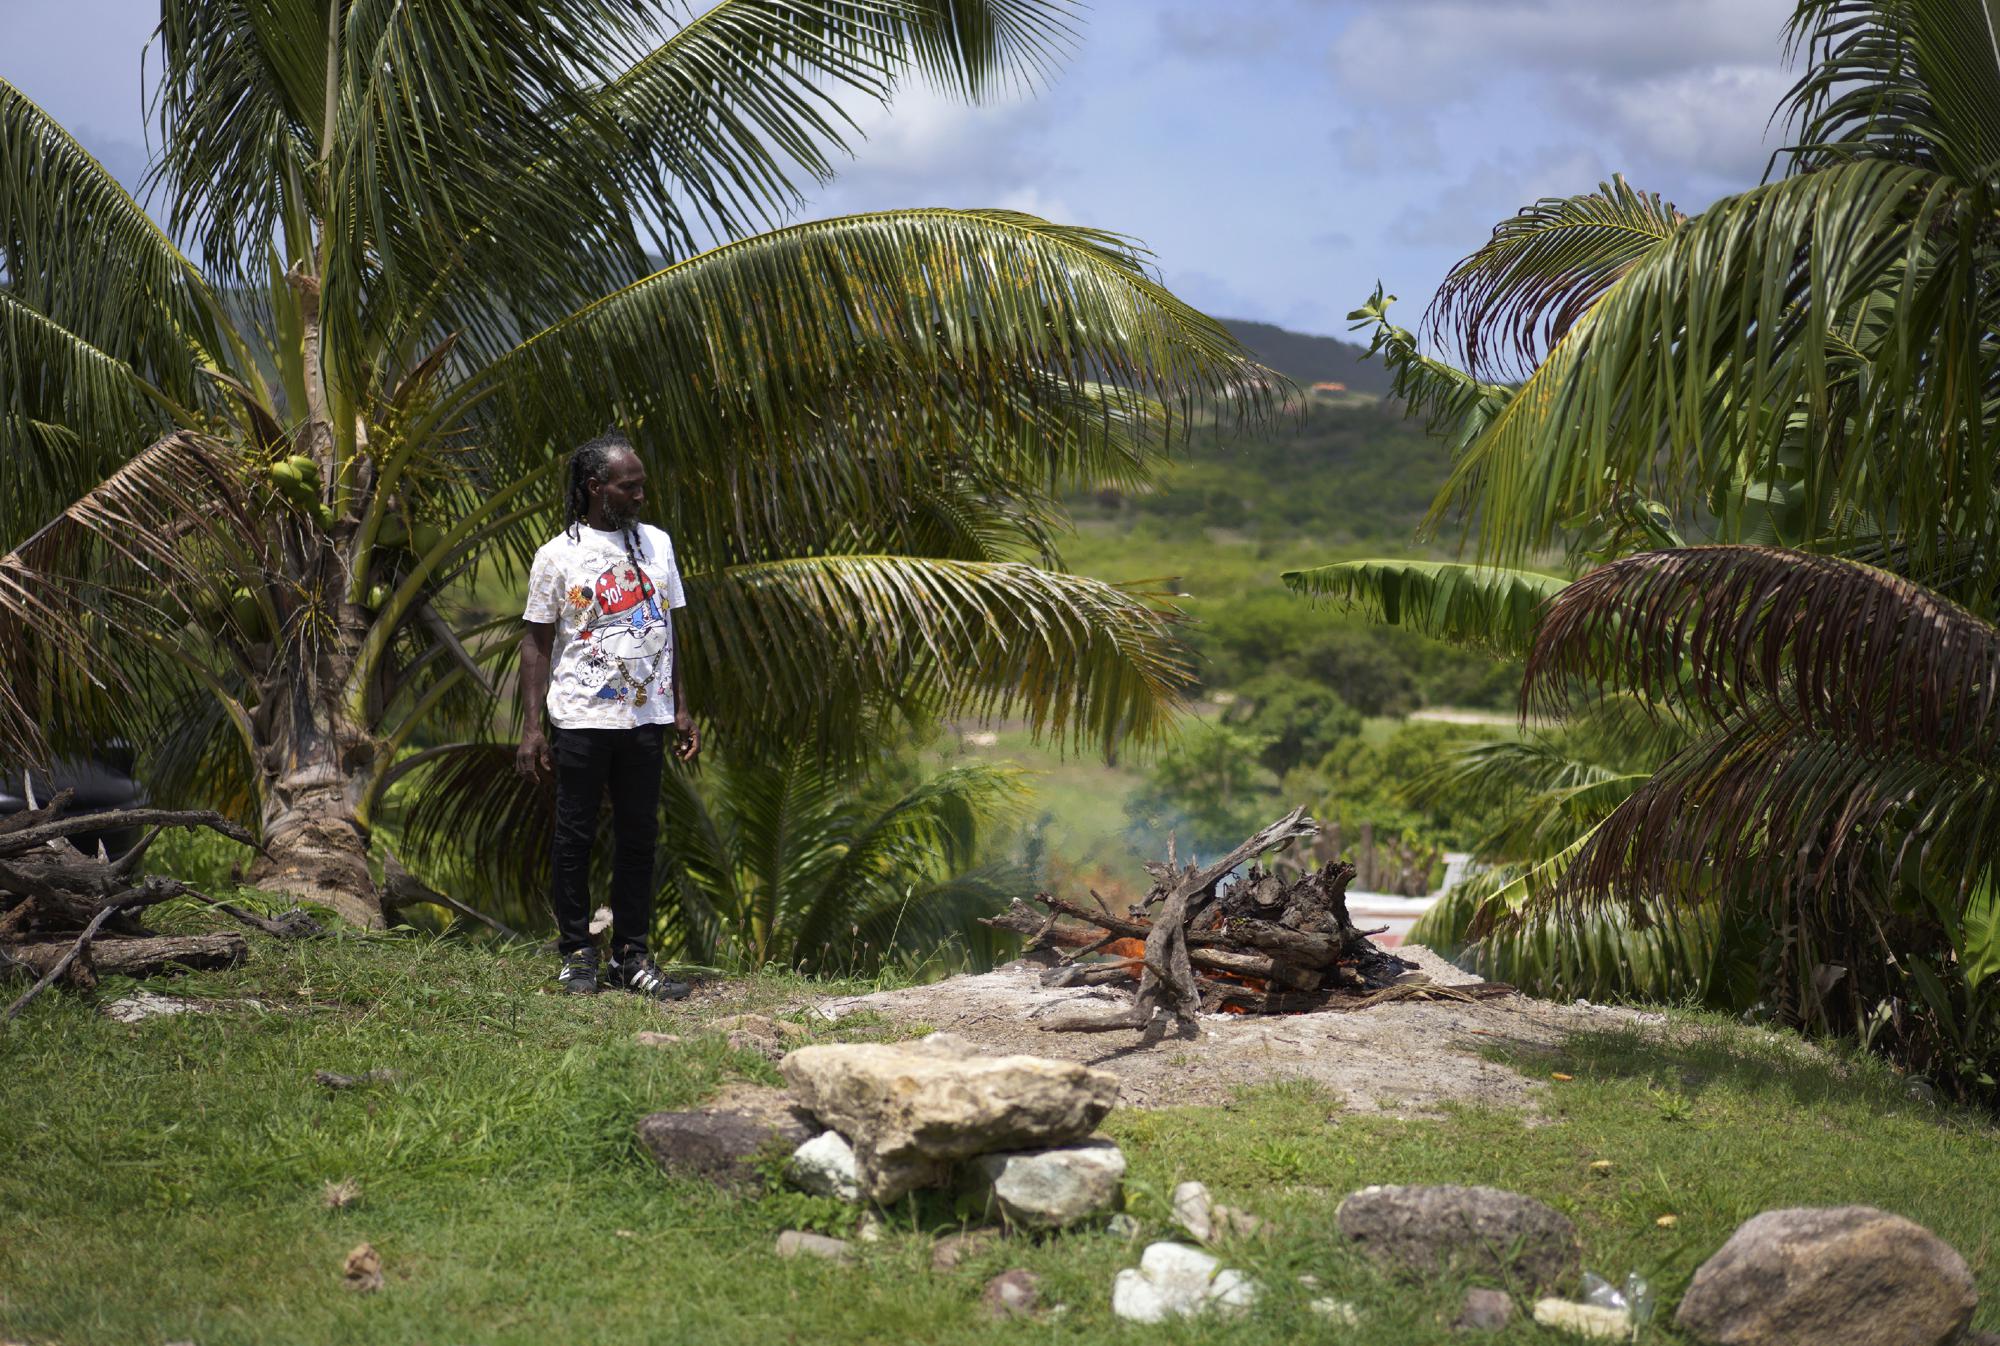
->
xmin=1424 ymin=158 xmax=1993 ymax=584
xmin=1346 ymin=285 xmax=1513 ymax=455
xmin=1526 ymin=546 xmax=2000 ymax=762
xmin=1 ymin=78 xmax=231 ymax=390
xmin=1426 ymin=176 xmax=1686 ymax=380
xmin=1782 ymin=0 xmax=2000 ymax=179
xmin=1281 ymin=558 xmax=1566 ymax=660
xmin=464 ymin=209 xmax=1273 ymax=516
xmin=791 ymin=760 xmax=1025 ymax=962
xmin=0 ymin=432 xmax=264 ymax=765
xmin=597 ymin=0 xmax=1079 ymax=253
xmin=684 ymin=555 xmax=1191 ymax=759
xmin=1 ymin=295 xmax=188 ymax=550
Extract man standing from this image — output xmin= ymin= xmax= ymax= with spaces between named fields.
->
xmin=516 ymin=431 xmax=699 ymax=999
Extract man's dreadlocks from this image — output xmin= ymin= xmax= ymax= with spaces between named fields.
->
xmin=564 ymin=430 xmax=643 ymax=563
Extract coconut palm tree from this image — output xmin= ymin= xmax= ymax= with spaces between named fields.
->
xmin=1393 ymin=1 xmax=2000 ymax=607
xmin=0 ymin=2 xmax=1271 ymax=928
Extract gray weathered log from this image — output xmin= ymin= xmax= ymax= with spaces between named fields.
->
xmin=5 ymin=931 xmax=249 ymax=985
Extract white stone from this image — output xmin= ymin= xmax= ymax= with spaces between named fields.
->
xmin=1170 ymin=1180 xmax=1214 ymax=1242
xmin=965 ymin=1139 xmax=1126 ymax=1230
xmin=774 ymin=1230 xmax=853 ymax=1263
xmin=1309 ymin=1297 xmax=1361 ymax=1325
xmin=1109 ymin=1242 xmax=1261 ymax=1323
xmin=1533 ymin=1298 xmax=1633 ymax=1340
xmin=1111 ymin=1268 xmax=1174 ymax=1324
xmin=1208 ymin=1268 xmax=1260 ymax=1315
xmin=787 ymin=1131 xmax=863 ymax=1203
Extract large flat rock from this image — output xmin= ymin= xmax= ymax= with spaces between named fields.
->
xmin=779 ymin=1034 xmax=1120 ymax=1202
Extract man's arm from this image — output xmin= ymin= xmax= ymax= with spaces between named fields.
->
xmin=516 ymin=621 xmax=555 ymax=782
xmin=670 ymin=621 xmax=699 ymax=763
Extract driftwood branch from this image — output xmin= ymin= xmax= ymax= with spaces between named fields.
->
xmin=0 ymin=808 xmax=256 ymax=859
xmin=3 ymin=898 xmax=128 ymax=1020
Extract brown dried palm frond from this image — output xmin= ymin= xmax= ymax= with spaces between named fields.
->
xmin=1525 ymin=545 xmax=2000 ymax=763
xmin=0 ymin=431 xmax=265 ymax=764
xmin=1519 ymin=546 xmax=2000 ymax=958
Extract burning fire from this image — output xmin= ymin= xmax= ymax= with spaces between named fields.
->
xmin=1093 ymin=937 xmax=1270 ymax=1012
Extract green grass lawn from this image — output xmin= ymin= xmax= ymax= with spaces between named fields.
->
xmin=4 ymin=924 xmax=1997 ymax=1344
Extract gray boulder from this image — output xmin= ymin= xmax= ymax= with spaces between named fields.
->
xmin=964 ymin=1138 xmax=1126 ymax=1230
xmin=1335 ymin=1184 xmax=1581 ymax=1296
xmin=1674 ymin=1206 xmax=1977 ymax=1346
xmin=779 ymin=1034 xmax=1120 ymax=1201
xmin=636 ymin=1085 xmax=817 ymax=1189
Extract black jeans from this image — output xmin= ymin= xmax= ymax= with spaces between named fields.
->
xmin=550 ymin=724 xmax=665 ymax=957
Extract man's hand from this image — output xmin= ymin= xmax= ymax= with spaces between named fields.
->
xmin=516 ymin=730 xmax=553 ymax=785
xmin=673 ymin=711 xmax=701 ymax=763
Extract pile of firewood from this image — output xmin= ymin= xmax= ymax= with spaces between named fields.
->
xmin=984 ymin=807 xmax=1509 ymax=1032
xmin=0 ymin=787 xmax=315 ymax=1020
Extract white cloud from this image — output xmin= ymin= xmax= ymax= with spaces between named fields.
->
xmin=1568 ymin=63 xmax=1794 ymax=186
xmin=1330 ymin=0 xmax=1795 ymax=107
xmin=1389 ymin=145 xmax=1607 ymax=248
xmin=802 ymin=82 xmax=1072 ymax=216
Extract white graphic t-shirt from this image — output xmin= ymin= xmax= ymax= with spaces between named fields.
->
xmin=523 ymin=524 xmax=688 ymax=729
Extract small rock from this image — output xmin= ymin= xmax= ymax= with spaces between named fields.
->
xmin=1674 ymin=1206 xmax=1977 ymax=1346
xmin=633 ymin=1031 xmax=682 ymax=1047
xmin=1170 ymin=1181 xmax=1214 ymax=1242
xmin=788 ymin=1131 xmax=864 ymax=1203
xmin=636 ymin=1087 xmax=818 ymax=1189
xmin=1106 ymin=1213 xmax=1142 ymax=1240
xmin=1656 ymin=1215 xmax=1679 ymax=1229
xmin=855 ymin=1212 xmax=886 ymax=1243
xmin=931 ymin=1229 xmax=999 ymax=1272
xmin=712 ymin=1013 xmax=810 ymax=1040
xmin=1109 ymin=1241 xmax=1258 ymax=1323
xmin=779 ymin=1036 xmax=1120 ymax=1202
xmin=1212 ymin=1204 xmax=1262 ymax=1240
xmin=314 ymin=1069 xmax=398 ymax=1090
xmin=342 ymin=1242 xmax=384 ymax=1293
xmin=1308 ymin=1297 xmax=1361 ymax=1325
xmin=1335 ymin=1184 xmax=1581 ymax=1296
xmin=1533 ymin=1298 xmax=1632 ymax=1340
xmin=964 ymin=1138 xmax=1126 ymax=1231
xmin=322 ymin=1177 xmax=362 ymax=1210
xmin=1456 ymin=1287 xmax=1515 ymax=1332
xmin=774 ymin=1230 xmax=853 ymax=1263
xmin=982 ymin=1270 xmax=1041 ymax=1319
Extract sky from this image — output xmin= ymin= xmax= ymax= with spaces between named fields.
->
xmin=4 ymin=0 xmax=1798 ymax=339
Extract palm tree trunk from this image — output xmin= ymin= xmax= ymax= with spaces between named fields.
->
xmin=244 ymin=654 xmax=383 ymax=929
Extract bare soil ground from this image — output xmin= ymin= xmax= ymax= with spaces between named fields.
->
xmin=782 ymin=946 xmax=1664 ymax=1114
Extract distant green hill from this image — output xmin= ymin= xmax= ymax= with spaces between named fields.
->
xmin=1220 ymin=318 xmax=1393 ymax=395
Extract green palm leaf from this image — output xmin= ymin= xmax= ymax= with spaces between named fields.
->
xmin=1424 ymin=158 xmax=1986 ymax=581
xmin=1281 ymin=559 xmax=1566 ymax=659
xmin=683 ymin=554 xmax=1190 ymax=759
xmin=1 ymin=79 xmax=231 ymax=390
xmin=597 ymin=0 xmax=1078 ymax=252
xmin=465 ymin=209 xmax=1269 ymax=500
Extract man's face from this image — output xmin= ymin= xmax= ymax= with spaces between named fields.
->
xmin=591 ymin=448 xmax=647 ymax=529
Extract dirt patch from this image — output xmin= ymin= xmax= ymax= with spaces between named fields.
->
xmin=796 ymin=946 xmax=1663 ymax=1115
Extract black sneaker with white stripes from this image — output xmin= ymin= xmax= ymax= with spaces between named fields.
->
xmin=557 ymin=948 xmax=600 ymax=995
xmin=607 ymin=949 xmax=692 ymax=1001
